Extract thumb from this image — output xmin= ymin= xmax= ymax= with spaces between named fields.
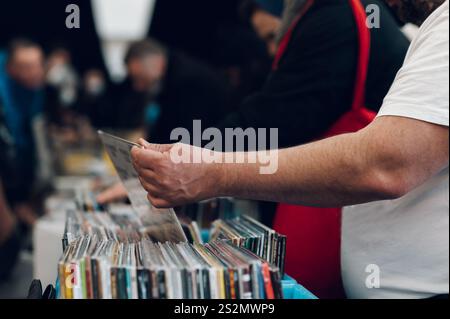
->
xmin=138 ymin=138 xmax=173 ymax=153
xmin=137 ymin=138 xmax=152 ymax=149
xmin=132 ymin=146 xmax=167 ymax=170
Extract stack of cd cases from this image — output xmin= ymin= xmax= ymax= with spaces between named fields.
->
xmin=58 ymin=210 xmax=285 ymax=299
xmin=211 ymin=216 xmax=286 ymax=275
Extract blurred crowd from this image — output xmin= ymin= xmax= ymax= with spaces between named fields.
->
xmin=0 ymin=0 xmax=419 ymax=297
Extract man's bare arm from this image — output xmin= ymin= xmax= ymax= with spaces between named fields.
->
xmin=132 ymin=116 xmax=449 ymax=208
xmin=220 ymin=116 xmax=448 ymax=206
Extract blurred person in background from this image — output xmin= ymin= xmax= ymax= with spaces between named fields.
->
xmin=239 ymin=0 xmax=282 ymax=56
xmin=96 ymin=39 xmax=235 ymax=204
xmin=0 ymin=97 xmax=22 ymax=282
xmin=219 ymin=0 xmax=410 ymax=149
xmin=0 ymin=38 xmax=46 ymax=227
xmin=74 ymin=69 xmax=109 ymax=129
xmin=125 ymin=39 xmax=234 ymax=145
xmin=212 ymin=0 xmax=411 ymax=298
xmin=236 ymin=0 xmax=283 ymax=233
xmin=45 ymin=57 xmax=108 ymax=146
xmin=82 ymin=76 xmax=151 ymax=131
xmin=0 ymin=182 xmax=20 ymax=282
xmin=44 ymin=46 xmax=79 ymax=128
xmin=149 ymin=0 xmax=271 ymax=104
xmin=0 ymin=0 xmax=109 ymax=82
xmin=149 ymin=0 xmax=260 ymax=68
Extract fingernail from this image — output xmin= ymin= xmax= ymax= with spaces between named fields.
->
xmin=138 ymin=139 xmax=150 ymax=149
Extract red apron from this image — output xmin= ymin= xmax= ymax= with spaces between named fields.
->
xmin=272 ymin=0 xmax=376 ymax=299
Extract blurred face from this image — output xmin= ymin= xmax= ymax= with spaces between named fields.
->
xmin=7 ymin=47 xmax=45 ymax=89
xmin=47 ymin=49 xmax=71 ymax=70
xmin=127 ymin=55 xmax=166 ymax=94
xmin=251 ymin=10 xmax=281 ymax=56
xmin=384 ymin=0 xmax=445 ymax=25
xmin=84 ymin=69 xmax=105 ymax=96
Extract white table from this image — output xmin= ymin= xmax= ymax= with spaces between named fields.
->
xmin=33 ymin=215 xmax=65 ymax=288
xmin=33 ymin=176 xmax=93 ymax=288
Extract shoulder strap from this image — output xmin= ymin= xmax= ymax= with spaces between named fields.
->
xmin=272 ymin=0 xmax=371 ymax=111
xmin=349 ymin=0 xmax=371 ymax=110
xmin=272 ymin=0 xmax=315 ymax=71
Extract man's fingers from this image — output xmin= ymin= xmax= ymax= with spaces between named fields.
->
xmin=138 ymin=139 xmax=173 ymax=153
xmin=137 ymin=168 xmax=159 ymax=184
xmin=131 ymin=146 xmax=164 ymax=170
xmin=147 ymin=193 xmax=172 ymax=209
xmin=139 ymin=176 xmax=162 ymax=197
xmin=146 ymin=193 xmax=163 ymax=208
xmin=137 ymin=138 xmax=151 ymax=149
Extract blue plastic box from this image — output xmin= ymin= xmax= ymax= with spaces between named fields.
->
xmin=282 ymin=276 xmax=317 ymax=299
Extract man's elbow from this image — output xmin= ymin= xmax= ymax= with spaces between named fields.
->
xmin=367 ymin=168 xmax=413 ymax=200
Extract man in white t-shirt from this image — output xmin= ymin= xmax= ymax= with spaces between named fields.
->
xmin=342 ymin=0 xmax=449 ymax=298
xmin=131 ymin=0 xmax=449 ymax=298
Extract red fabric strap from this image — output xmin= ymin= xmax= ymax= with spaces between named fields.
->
xmin=348 ymin=0 xmax=370 ymax=111
xmin=272 ymin=0 xmax=315 ymax=71
xmin=272 ymin=0 xmax=370 ymax=110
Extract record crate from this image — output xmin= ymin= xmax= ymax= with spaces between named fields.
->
xmin=54 ymin=272 xmax=317 ymax=299
xmin=53 ymin=233 xmax=317 ymax=300
xmin=200 ymin=230 xmax=317 ymax=300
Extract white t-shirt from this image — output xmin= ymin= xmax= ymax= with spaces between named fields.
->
xmin=342 ymin=1 xmax=449 ymax=299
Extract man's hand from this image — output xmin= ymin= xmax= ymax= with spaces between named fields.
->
xmin=131 ymin=139 xmax=224 ymax=208
xmin=96 ymin=182 xmax=128 ymax=204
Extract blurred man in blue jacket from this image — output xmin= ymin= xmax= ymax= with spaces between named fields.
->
xmin=0 ymin=39 xmax=45 ymax=226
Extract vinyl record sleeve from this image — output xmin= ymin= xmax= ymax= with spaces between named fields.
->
xmin=98 ymin=130 xmax=187 ymax=243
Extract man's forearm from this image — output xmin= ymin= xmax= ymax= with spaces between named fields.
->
xmin=217 ymin=117 xmax=449 ymax=207
xmin=217 ymin=133 xmax=384 ymax=206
